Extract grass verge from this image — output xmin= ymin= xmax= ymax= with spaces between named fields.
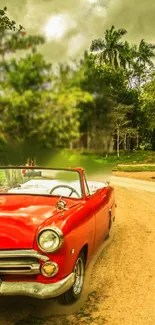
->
xmin=112 ymin=165 xmax=155 ymax=172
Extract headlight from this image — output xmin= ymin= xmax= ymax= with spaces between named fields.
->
xmin=37 ymin=227 xmax=64 ymax=253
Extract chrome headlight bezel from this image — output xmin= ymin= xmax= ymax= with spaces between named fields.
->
xmin=37 ymin=226 xmax=64 ymax=253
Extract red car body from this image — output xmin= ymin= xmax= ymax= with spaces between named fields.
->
xmin=0 ymin=167 xmax=115 ymax=303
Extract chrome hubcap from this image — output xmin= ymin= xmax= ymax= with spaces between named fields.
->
xmin=73 ymin=257 xmax=84 ymax=296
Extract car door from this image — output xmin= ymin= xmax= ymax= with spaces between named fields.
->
xmin=93 ymin=188 xmax=110 ymax=248
xmin=83 ymin=177 xmax=110 ymax=249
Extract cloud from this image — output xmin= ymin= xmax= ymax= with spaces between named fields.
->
xmin=42 ymin=14 xmax=76 ymax=41
xmin=92 ymin=5 xmax=107 ymax=17
xmin=0 ymin=0 xmax=109 ymax=61
xmin=1 ymin=0 xmax=155 ymax=62
xmin=104 ymin=0 xmax=155 ymax=43
xmin=67 ymin=33 xmax=86 ymax=56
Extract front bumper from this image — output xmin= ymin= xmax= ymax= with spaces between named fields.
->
xmin=0 ymin=273 xmax=75 ymax=299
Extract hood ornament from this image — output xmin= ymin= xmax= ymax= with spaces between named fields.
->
xmin=56 ymin=197 xmax=67 ymax=211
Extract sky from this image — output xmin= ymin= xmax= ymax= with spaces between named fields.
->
xmin=1 ymin=0 xmax=155 ymax=62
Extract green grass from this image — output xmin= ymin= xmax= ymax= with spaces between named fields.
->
xmin=0 ymin=141 xmax=155 ymax=172
xmin=95 ymin=151 xmax=155 ymax=165
xmin=113 ymin=165 xmax=155 ymax=172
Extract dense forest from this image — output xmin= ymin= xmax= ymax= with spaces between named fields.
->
xmin=0 ymin=7 xmax=155 ymax=161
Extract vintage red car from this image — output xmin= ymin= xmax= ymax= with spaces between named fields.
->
xmin=0 ymin=166 xmax=115 ymax=305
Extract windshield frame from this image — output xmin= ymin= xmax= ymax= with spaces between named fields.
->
xmin=0 ymin=166 xmax=84 ymax=199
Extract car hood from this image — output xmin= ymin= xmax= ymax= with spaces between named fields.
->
xmin=0 ymin=195 xmax=80 ymax=249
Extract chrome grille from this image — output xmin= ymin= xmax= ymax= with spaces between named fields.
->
xmin=0 ymin=249 xmax=48 ymax=275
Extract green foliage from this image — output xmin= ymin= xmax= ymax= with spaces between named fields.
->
xmin=0 ymin=8 xmax=155 ymax=160
xmin=30 ymin=87 xmax=93 ymax=147
xmin=98 ymin=150 xmax=155 ymax=164
xmin=90 ymin=25 xmax=127 ymax=68
xmin=140 ymin=79 xmax=155 ymax=131
xmin=0 ymin=7 xmax=23 ymax=31
xmin=134 ymin=39 xmax=155 ymax=68
xmin=0 ymin=76 xmax=93 ymax=147
xmin=0 ymin=29 xmax=45 ymax=60
xmin=90 ymin=25 xmax=155 ymax=90
xmin=0 ymin=8 xmax=44 ymax=61
xmin=5 ymin=53 xmax=51 ymax=93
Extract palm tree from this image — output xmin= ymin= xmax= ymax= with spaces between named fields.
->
xmin=119 ymin=41 xmax=133 ymax=70
xmin=131 ymin=39 xmax=155 ymax=87
xmin=134 ymin=39 xmax=155 ymax=68
xmin=90 ymin=25 xmax=127 ymax=68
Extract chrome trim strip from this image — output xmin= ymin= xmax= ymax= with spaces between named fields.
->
xmin=0 ymin=262 xmax=40 ymax=275
xmin=0 ymin=250 xmax=48 ymax=262
xmin=0 ymin=273 xmax=75 ymax=299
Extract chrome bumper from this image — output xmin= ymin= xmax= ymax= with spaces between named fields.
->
xmin=0 ymin=273 xmax=75 ymax=299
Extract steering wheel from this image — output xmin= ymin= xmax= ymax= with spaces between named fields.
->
xmin=50 ymin=184 xmax=80 ymax=198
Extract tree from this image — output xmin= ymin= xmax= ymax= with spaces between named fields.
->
xmin=139 ymin=79 xmax=155 ymax=149
xmin=130 ymin=40 xmax=155 ymax=88
xmin=111 ymin=103 xmax=134 ymax=156
xmin=0 ymin=7 xmax=22 ymax=31
xmin=0 ymin=79 xmax=93 ymax=148
xmin=0 ymin=7 xmax=45 ymax=61
xmin=90 ymin=25 xmax=127 ymax=68
xmin=134 ymin=39 xmax=155 ymax=68
xmin=0 ymin=29 xmax=45 ymax=61
xmin=5 ymin=53 xmax=51 ymax=93
xmin=71 ymin=52 xmax=137 ymax=153
xmin=71 ymin=52 xmax=115 ymax=151
xmin=0 ymin=11 xmax=155 ymax=156
xmin=119 ymin=41 xmax=132 ymax=70
xmin=33 ymin=87 xmax=93 ymax=148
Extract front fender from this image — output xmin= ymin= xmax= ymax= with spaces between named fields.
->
xmin=33 ymin=208 xmax=95 ymax=283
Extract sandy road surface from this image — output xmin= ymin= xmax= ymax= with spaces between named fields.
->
xmin=110 ymin=175 xmax=155 ymax=193
xmin=113 ymin=171 xmax=155 ymax=182
xmin=0 ymin=177 xmax=155 ymax=324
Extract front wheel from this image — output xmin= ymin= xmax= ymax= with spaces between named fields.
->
xmin=57 ymin=252 xmax=85 ymax=305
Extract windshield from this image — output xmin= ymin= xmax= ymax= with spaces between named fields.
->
xmin=0 ymin=168 xmax=82 ymax=199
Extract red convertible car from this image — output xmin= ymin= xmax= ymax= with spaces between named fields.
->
xmin=0 ymin=166 xmax=115 ymax=305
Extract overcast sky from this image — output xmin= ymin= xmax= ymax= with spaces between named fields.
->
xmin=1 ymin=0 xmax=155 ymax=62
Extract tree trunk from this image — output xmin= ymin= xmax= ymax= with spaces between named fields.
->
xmin=116 ymin=126 xmax=120 ymax=157
xmin=69 ymin=142 xmax=73 ymax=150
xmin=124 ymin=133 xmax=127 ymax=152
xmin=136 ymin=132 xmax=139 ymax=149
xmin=127 ymin=137 xmax=131 ymax=152
xmin=87 ymin=132 xmax=91 ymax=150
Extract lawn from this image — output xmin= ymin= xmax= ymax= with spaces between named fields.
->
xmin=95 ymin=150 xmax=155 ymax=165
xmin=0 ymin=147 xmax=155 ymax=173
xmin=93 ymin=151 xmax=155 ymax=172
xmin=112 ymin=165 xmax=155 ymax=172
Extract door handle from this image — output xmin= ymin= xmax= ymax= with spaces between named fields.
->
xmin=102 ymin=195 xmax=107 ymax=199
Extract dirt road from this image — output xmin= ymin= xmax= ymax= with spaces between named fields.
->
xmin=113 ymin=171 xmax=155 ymax=182
xmin=110 ymin=175 xmax=155 ymax=193
xmin=0 ymin=177 xmax=155 ymax=325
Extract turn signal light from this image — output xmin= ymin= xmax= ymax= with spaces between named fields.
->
xmin=41 ymin=261 xmax=59 ymax=277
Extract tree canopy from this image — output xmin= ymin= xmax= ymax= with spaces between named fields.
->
xmin=0 ymin=10 xmax=155 ymax=159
